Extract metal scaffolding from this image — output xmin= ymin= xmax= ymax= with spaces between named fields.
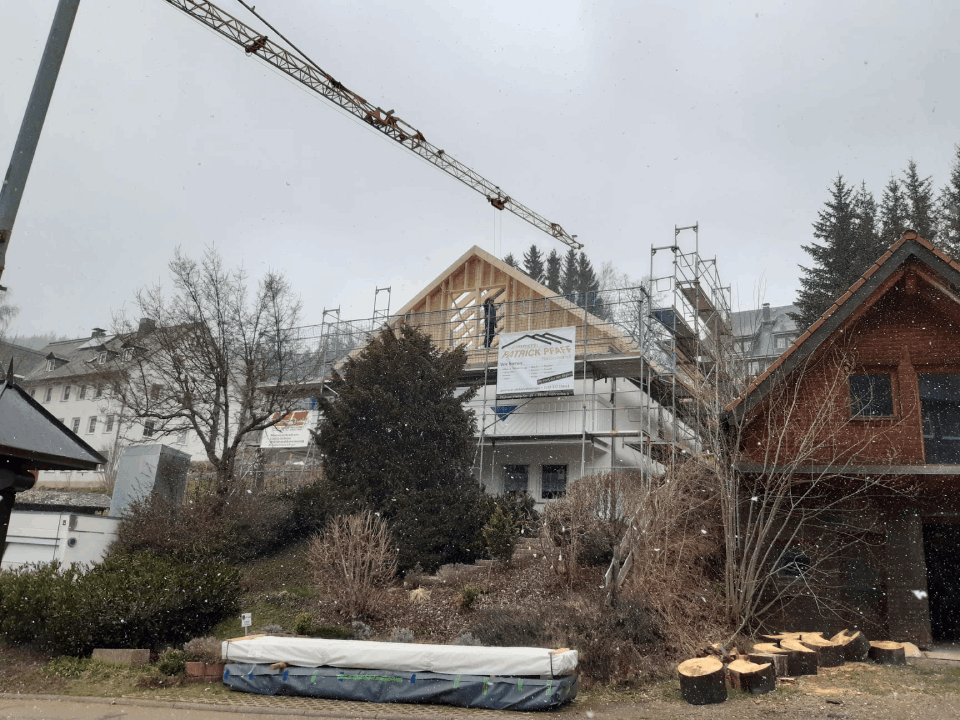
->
xmin=645 ymin=223 xmax=735 ymax=468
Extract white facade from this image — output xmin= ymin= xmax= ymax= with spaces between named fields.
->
xmin=20 ymin=332 xmax=206 ymax=488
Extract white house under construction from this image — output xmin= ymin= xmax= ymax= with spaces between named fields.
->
xmin=288 ymin=235 xmax=733 ymax=506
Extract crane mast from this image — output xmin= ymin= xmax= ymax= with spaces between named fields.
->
xmin=161 ymin=0 xmax=582 ymax=250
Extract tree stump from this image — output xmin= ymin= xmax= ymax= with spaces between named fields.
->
xmin=869 ymin=641 xmax=907 ymax=665
xmin=778 ymin=639 xmax=819 ymax=676
xmin=678 ymin=657 xmax=728 ymax=705
xmin=830 ymin=629 xmax=871 ymax=662
xmin=799 ymin=633 xmax=845 ymax=667
xmin=749 ymin=652 xmax=789 ymax=677
xmin=727 ymin=658 xmax=776 ymax=695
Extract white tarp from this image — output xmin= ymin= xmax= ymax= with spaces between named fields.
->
xmin=222 ymin=636 xmax=578 ymax=677
xmin=496 ymin=326 xmax=576 ymax=399
xmin=259 ymin=411 xmax=319 ymax=449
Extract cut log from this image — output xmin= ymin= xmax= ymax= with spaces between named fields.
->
xmin=830 ymin=629 xmax=871 ymax=662
xmin=727 ymin=658 xmax=776 ymax=695
xmin=869 ymin=641 xmax=907 ymax=666
xmin=760 ymin=632 xmax=802 ymax=642
xmin=799 ymin=634 xmax=845 ymax=667
xmin=678 ymin=657 xmax=728 ymax=705
xmin=749 ymin=652 xmax=789 ymax=677
xmin=778 ymin=639 xmax=819 ymax=676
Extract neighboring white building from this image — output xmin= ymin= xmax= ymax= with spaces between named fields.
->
xmin=18 ymin=324 xmax=206 ymax=487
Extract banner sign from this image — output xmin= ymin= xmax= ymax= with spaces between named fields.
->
xmin=496 ymin=327 xmax=576 ymax=399
xmin=260 ymin=410 xmax=319 ymax=449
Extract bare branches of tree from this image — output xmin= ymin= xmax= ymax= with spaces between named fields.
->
xmin=112 ymin=247 xmax=312 ymax=495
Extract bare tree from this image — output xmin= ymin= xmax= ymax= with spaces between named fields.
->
xmin=0 ymin=290 xmax=17 ymax=340
xmin=112 ymin=247 xmax=312 ymax=495
xmin=719 ymin=344 xmax=910 ymax=636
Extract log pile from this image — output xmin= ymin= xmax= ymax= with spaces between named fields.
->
xmin=677 ymin=629 xmax=914 ymax=705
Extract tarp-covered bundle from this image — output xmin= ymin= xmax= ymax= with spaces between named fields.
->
xmin=221 ymin=636 xmax=578 ymax=711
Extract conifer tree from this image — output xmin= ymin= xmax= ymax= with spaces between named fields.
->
xmin=902 ymin=159 xmax=938 ymax=242
xmin=560 ymin=248 xmax=579 ymax=296
xmin=522 ymin=244 xmax=546 ymax=284
xmin=852 ymin=181 xmax=884 ymax=262
xmin=544 ymin=249 xmax=562 ymax=294
xmin=880 ymin=176 xmax=910 ymax=247
xmin=502 ymin=253 xmax=520 ymax=270
xmin=317 ymin=325 xmax=489 ymax=572
xmin=793 ymin=175 xmax=861 ymax=329
xmin=938 ymin=145 xmax=960 ymax=256
xmin=574 ymin=251 xmax=605 ymax=316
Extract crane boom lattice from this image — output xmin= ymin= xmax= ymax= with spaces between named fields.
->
xmin=161 ymin=0 xmax=582 ymax=249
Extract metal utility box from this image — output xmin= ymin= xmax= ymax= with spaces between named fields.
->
xmin=2 ymin=511 xmax=120 ymax=571
xmin=109 ymin=444 xmax=191 ymax=517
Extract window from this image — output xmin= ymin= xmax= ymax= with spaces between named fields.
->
xmin=43 ymin=387 xmax=54 ymax=402
xmin=775 ymin=336 xmax=788 ymax=349
xmin=46 ymin=358 xmax=56 ymax=371
xmin=61 ymin=385 xmax=71 ymax=401
xmin=78 ymin=385 xmax=87 ymax=400
xmin=94 ymin=384 xmax=103 ymax=399
xmin=918 ymin=373 xmax=960 ymax=464
xmin=541 ymin=465 xmax=568 ymax=499
xmin=503 ymin=465 xmax=528 ymax=493
xmin=104 ymin=415 xmax=115 ymax=433
xmin=850 ymin=373 xmax=894 ymax=417
xmin=71 ymin=417 xmax=80 ymax=433
xmin=748 ymin=361 xmax=760 ymax=376
xmin=97 ymin=351 xmax=108 ymax=365
xmin=121 ymin=347 xmax=133 ymax=362
xmin=150 ymin=384 xmax=161 ymax=401
xmin=176 ymin=431 xmax=188 ymax=445
xmin=774 ymin=547 xmax=811 ymax=578
xmin=87 ymin=416 xmax=98 ymax=434
xmin=143 ymin=420 xmax=155 ymax=438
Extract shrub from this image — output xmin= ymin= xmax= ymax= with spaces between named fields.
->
xmin=390 ymin=628 xmax=414 ymax=643
xmin=293 ymin=613 xmax=313 ymax=636
xmin=351 ymin=621 xmax=373 ymax=640
xmin=0 ymin=551 xmax=241 ymax=656
xmin=312 ymin=624 xmax=353 ymax=640
xmin=481 ymin=505 xmax=517 ymax=564
xmin=457 ymin=585 xmax=487 ymax=612
xmin=309 ymin=511 xmax=396 ymax=618
xmin=183 ymin=636 xmax=222 ymax=663
xmin=115 ymin=491 xmax=294 ymax=564
xmin=157 ymin=649 xmax=187 ymax=676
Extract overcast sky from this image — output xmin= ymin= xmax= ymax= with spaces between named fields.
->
xmin=2 ymin=0 xmax=958 ymax=338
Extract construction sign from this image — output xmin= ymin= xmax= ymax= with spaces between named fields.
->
xmin=259 ymin=410 xmax=319 ymax=449
xmin=496 ymin=327 xmax=576 ymax=399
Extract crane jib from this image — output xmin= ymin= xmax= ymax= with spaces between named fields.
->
xmin=161 ymin=0 xmax=582 ymax=249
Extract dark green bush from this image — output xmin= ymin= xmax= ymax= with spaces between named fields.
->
xmin=0 ymin=551 xmax=240 ymax=656
xmin=481 ymin=493 xmax=540 ymax=564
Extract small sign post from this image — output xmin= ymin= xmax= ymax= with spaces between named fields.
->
xmin=241 ymin=613 xmax=252 ymax=636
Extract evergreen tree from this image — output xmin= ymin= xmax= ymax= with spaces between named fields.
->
xmin=879 ymin=176 xmax=910 ymax=247
xmin=852 ymin=181 xmax=884 ymax=262
xmin=544 ymin=249 xmax=562 ymax=294
xmin=560 ymin=248 xmax=579 ymax=296
xmin=793 ymin=175 xmax=861 ymax=329
xmin=574 ymin=251 xmax=605 ymax=317
xmin=502 ymin=253 xmax=519 ymax=270
xmin=317 ymin=325 xmax=489 ymax=572
xmin=938 ymin=145 xmax=960 ymax=256
xmin=902 ymin=159 xmax=938 ymax=242
xmin=522 ymin=244 xmax=546 ymax=284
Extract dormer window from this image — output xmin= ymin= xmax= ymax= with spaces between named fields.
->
xmin=121 ymin=347 xmax=134 ymax=362
xmin=46 ymin=358 xmax=56 ymax=372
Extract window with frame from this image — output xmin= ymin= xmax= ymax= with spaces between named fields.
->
xmin=143 ymin=420 xmax=155 ymax=438
xmin=98 ymin=351 xmax=108 ymax=365
xmin=503 ymin=465 xmax=529 ymax=493
xmin=46 ymin=358 xmax=56 ymax=371
xmin=748 ymin=360 xmax=760 ymax=376
xmin=87 ymin=416 xmax=98 ymax=434
xmin=850 ymin=373 xmax=894 ymax=417
xmin=775 ymin=336 xmax=788 ymax=349
xmin=104 ymin=415 xmax=115 ymax=433
xmin=70 ymin=417 xmax=80 ymax=433
xmin=94 ymin=384 xmax=103 ymax=399
xmin=121 ymin=347 xmax=134 ymax=362
xmin=541 ymin=465 xmax=568 ymax=499
xmin=774 ymin=546 xmax=811 ymax=578
xmin=43 ymin=387 xmax=53 ymax=403
xmin=78 ymin=385 xmax=87 ymax=400
xmin=61 ymin=385 xmax=70 ymax=401
xmin=918 ymin=373 xmax=960 ymax=464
